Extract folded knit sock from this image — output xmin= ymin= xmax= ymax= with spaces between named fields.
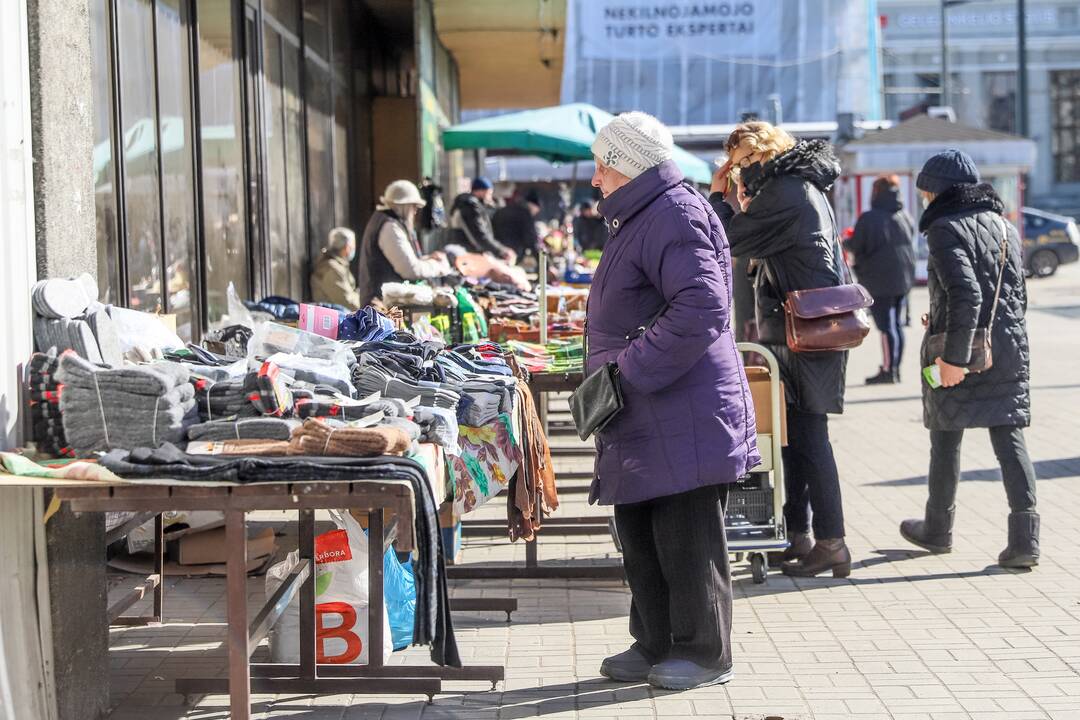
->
xmin=187 ymin=438 xmax=291 ymax=456
xmin=57 ymin=352 xmax=189 ymax=395
xmin=187 ymin=417 xmax=300 ymax=441
xmin=251 ymin=361 xmax=294 ymax=417
xmin=87 ymin=308 xmax=124 ymax=367
xmin=287 ymin=418 xmax=410 ymax=457
xmin=32 ymin=273 xmax=97 ymax=319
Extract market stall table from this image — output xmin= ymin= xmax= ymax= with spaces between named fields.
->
xmin=57 ymin=478 xmax=505 ymax=720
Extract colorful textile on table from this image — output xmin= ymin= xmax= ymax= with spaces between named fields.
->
xmin=451 ymin=413 xmax=521 ymax=515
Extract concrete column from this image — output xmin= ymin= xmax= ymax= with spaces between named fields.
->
xmin=25 ymin=1 xmax=109 ymax=719
xmin=27 ymin=0 xmax=97 ymax=280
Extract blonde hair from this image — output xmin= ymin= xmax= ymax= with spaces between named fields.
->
xmin=725 ymin=121 xmax=796 ymax=164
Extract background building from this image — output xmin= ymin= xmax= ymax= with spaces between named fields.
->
xmin=559 ymin=0 xmax=879 ymax=126
xmin=880 ymin=0 xmax=1080 ymax=217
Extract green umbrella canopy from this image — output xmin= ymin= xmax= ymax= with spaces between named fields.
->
xmin=442 ymin=103 xmax=713 ymax=184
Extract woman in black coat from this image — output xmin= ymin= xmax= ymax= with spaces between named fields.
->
xmin=846 ymin=175 xmax=916 ymax=384
xmin=900 ymin=150 xmax=1037 ymax=568
xmin=711 ymin=123 xmax=851 ymax=578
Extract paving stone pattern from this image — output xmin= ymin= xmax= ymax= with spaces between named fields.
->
xmin=106 ymin=268 xmax=1080 ymax=719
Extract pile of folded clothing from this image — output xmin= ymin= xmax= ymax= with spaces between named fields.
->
xmin=32 ymin=274 xmax=125 ymax=366
xmin=287 ymin=418 xmax=415 ymax=457
xmin=26 ymin=350 xmax=71 ymax=457
xmin=338 ymin=306 xmax=397 ymax=342
xmin=192 ymin=374 xmax=261 ymax=420
xmin=186 ymin=417 xmax=300 ymax=441
xmin=57 ymin=353 xmax=198 ymax=454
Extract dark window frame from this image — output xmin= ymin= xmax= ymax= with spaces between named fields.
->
xmin=1051 ymin=70 xmax=1080 ymax=184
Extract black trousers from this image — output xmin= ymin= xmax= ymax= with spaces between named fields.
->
xmin=782 ymin=409 xmax=845 ymax=539
xmin=929 ymin=425 xmax=1037 ymax=513
xmin=614 ymin=484 xmax=732 ymax=670
xmin=870 ymin=295 xmax=906 ymax=372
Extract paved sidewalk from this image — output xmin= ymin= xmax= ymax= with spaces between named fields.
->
xmin=107 ymin=266 xmax=1080 ymax=720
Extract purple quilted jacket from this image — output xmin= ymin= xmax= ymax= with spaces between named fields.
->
xmin=586 ymin=160 xmax=760 ymax=505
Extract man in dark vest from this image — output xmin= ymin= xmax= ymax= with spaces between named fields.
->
xmin=356 ymin=180 xmax=452 ymax=306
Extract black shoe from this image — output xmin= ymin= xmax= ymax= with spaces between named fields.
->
xmin=900 ymin=505 xmax=955 ymax=553
xmin=781 ymin=538 xmax=852 ymax=578
xmin=600 ymin=646 xmax=653 ymax=682
xmin=865 ymin=368 xmax=898 ymax=385
xmin=647 ymin=659 xmax=734 ymax=690
xmin=998 ymin=511 xmax=1040 ymax=568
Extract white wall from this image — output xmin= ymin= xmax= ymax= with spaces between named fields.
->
xmin=0 ymin=0 xmax=57 ymax=717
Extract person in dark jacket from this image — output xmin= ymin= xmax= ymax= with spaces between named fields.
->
xmin=492 ymin=189 xmax=542 ymax=260
xmin=899 ymin=149 xmax=1037 ymax=568
xmin=356 ymin=180 xmax=452 ymax=306
xmin=448 ymin=177 xmax=515 ymax=262
xmin=588 ymin=112 xmax=759 ymax=691
xmin=846 ymin=175 xmax=917 ymax=384
xmin=711 ymin=122 xmax=851 ymax=578
xmin=573 ymin=199 xmax=609 ymax=252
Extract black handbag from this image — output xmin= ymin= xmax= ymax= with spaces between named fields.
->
xmin=926 ymin=216 xmax=1009 ymax=373
xmin=569 ymin=305 xmax=666 ymax=441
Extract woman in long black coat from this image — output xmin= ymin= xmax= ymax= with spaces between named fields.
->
xmin=899 ymin=150 xmax=1037 ymax=568
xmin=710 ymin=123 xmax=851 ymax=578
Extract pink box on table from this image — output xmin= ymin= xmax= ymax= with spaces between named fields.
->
xmin=298 ymin=304 xmax=341 ymax=340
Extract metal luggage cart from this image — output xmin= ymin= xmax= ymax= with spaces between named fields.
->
xmin=726 ymin=342 xmax=788 ymax=584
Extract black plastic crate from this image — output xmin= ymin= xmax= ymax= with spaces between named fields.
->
xmin=725 ymin=487 xmax=774 ymax=527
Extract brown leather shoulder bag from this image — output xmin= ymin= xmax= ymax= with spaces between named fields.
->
xmin=784 ymin=283 xmax=874 ymax=352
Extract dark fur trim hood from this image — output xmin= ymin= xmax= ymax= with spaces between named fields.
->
xmin=744 ymin=139 xmax=841 ymax=197
xmin=919 ymin=182 xmax=1005 ymax=232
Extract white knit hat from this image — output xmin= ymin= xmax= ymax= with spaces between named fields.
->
xmin=380 ymin=179 xmax=426 ymax=207
xmin=591 ymin=112 xmax=674 ymax=180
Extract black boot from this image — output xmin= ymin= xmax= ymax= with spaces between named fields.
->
xmin=900 ymin=505 xmax=954 ymax=553
xmin=998 ymin=511 xmax=1040 ymax=568
xmin=865 ymin=368 xmax=896 ymax=385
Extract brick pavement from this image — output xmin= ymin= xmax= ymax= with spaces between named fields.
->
xmin=106 ymin=266 xmax=1080 ymax=719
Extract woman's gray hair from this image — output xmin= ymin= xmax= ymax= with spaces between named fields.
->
xmin=327 ymin=227 xmax=355 ymax=252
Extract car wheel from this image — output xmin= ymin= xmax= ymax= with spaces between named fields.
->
xmin=1030 ymin=249 xmax=1059 ymax=278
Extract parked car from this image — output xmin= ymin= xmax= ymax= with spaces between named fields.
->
xmin=1022 ymin=207 xmax=1080 ymax=278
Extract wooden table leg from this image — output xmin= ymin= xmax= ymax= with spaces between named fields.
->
xmin=153 ymin=513 xmax=164 ymax=622
xmin=368 ymin=510 xmax=385 ymax=668
xmin=225 ymin=509 xmax=251 ymax=720
xmin=299 ymin=509 xmax=316 ymax=679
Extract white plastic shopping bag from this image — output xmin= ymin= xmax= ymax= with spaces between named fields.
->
xmin=265 ymin=509 xmax=393 ymax=664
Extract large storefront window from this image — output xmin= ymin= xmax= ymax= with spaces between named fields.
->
xmin=158 ymin=0 xmax=199 ymax=338
xmin=90 ymin=0 xmax=362 ymax=335
xmin=117 ymin=0 xmax=164 ymax=314
xmin=90 ymin=0 xmax=122 ymax=304
xmin=263 ymin=0 xmax=307 ymax=300
xmin=198 ymin=0 xmax=250 ymax=322
xmin=305 ymin=0 xmax=334 ymax=256
xmin=1051 ymin=70 xmax=1080 ymax=183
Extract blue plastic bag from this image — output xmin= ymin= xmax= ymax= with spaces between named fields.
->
xmin=383 ymin=549 xmax=416 ymax=650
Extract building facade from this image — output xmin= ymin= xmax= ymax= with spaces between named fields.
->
xmin=880 ymin=0 xmax=1080 ymax=216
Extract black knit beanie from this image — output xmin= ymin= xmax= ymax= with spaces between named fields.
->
xmin=916 ymin=149 xmax=980 ymax=194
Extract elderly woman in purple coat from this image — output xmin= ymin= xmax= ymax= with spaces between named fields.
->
xmin=587 ymin=112 xmax=760 ymax=691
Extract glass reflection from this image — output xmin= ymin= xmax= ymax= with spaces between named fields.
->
xmin=198 ymin=0 xmax=250 ymax=323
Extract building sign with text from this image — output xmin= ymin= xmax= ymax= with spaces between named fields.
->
xmin=580 ymin=1 xmax=781 ymax=60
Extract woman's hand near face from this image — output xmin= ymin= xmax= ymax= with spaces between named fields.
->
xmin=711 ymin=160 xmax=733 ymax=196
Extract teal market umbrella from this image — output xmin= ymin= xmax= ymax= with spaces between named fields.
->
xmin=442 ymin=103 xmax=713 ymax=184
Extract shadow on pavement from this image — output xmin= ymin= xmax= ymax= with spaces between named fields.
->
xmin=868 ymin=455 xmax=1080 ymax=486
xmin=732 ymin=548 xmax=1028 ymax=595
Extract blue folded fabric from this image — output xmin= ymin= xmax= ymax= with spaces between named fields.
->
xmin=339 ymin=306 xmax=396 ymax=342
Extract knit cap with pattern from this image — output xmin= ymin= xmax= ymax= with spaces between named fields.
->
xmin=591 ymin=112 xmax=674 ymax=180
